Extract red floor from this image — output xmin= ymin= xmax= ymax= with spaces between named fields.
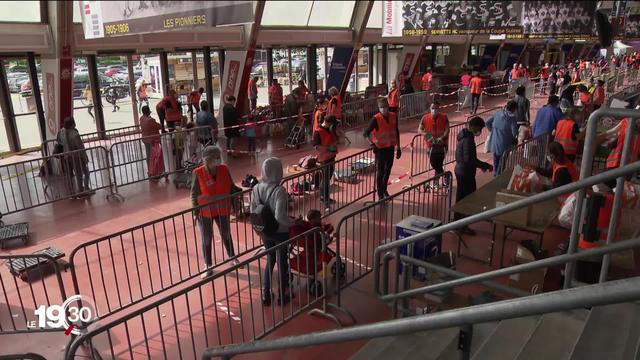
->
xmin=0 ymin=94 xmax=586 ymax=359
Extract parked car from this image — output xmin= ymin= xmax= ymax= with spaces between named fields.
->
xmin=20 ymin=74 xmax=43 ymax=92
xmin=7 ymin=72 xmax=29 ymax=93
xmin=73 ymin=73 xmax=113 ymax=98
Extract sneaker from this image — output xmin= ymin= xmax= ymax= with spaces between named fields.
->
xmin=384 ymin=191 xmax=390 ymax=198
xmin=262 ymin=292 xmax=273 ymax=306
xmin=200 ymin=268 xmax=213 ymax=279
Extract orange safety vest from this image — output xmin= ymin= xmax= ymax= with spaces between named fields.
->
xmin=579 ymin=91 xmax=592 ymax=105
xmin=579 ymin=193 xmax=617 ymax=249
xmin=606 ymin=118 xmax=640 ymax=169
xmin=194 ymin=165 xmax=232 ymax=218
xmin=316 ymin=127 xmax=338 ymax=162
xmin=511 ymin=69 xmax=520 ymax=79
xmin=422 ymin=73 xmax=432 ymax=90
xmin=421 ymin=112 xmax=448 ymax=147
xmin=313 ymin=108 xmax=325 ymax=133
xmin=328 ymin=95 xmax=342 ymax=119
xmin=554 ymin=119 xmax=579 ymax=156
xmin=388 ymin=88 xmax=399 ymax=107
xmin=592 ymin=86 xmax=605 ymax=105
xmin=552 ymin=159 xmax=578 ymax=201
xmin=372 ymin=112 xmax=398 ymax=149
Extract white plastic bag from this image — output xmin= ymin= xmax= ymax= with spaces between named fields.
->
xmin=484 ymin=131 xmax=492 ymax=153
xmin=558 ymin=192 xmax=577 ymax=229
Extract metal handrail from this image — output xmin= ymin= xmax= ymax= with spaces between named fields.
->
xmin=202 ymin=275 xmax=640 ymax=359
xmin=372 ymin=160 xmax=640 ymax=295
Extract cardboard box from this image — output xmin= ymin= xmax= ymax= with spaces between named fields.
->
xmin=508 ymin=244 xmax=546 ymax=295
xmin=495 ymin=190 xmax=531 ymax=227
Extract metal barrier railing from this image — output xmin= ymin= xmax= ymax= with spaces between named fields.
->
xmin=498 ymin=132 xmax=552 ymax=175
xmin=65 ymin=228 xmax=352 ymax=360
xmin=398 ymin=91 xmax=429 ymax=121
xmin=0 ymin=146 xmax=114 ymax=216
xmin=41 ymin=125 xmax=142 ymax=157
xmin=333 ymin=172 xmax=453 ymax=307
xmin=68 ymin=188 xmax=255 ymax=319
xmin=341 ymin=97 xmax=378 ymax=129
xmin=409 ymin=107 xmax=497 ymax=178
xmin=0 ymin=254 xmax=67 ymax=335
xmin=281 ymin=148 xmax=376 ymax=218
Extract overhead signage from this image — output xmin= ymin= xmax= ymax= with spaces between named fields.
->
xmin=383 ymin=1 xmax=599 ymax=39
xmin=79 ymin=1 xmax=255 ymax=39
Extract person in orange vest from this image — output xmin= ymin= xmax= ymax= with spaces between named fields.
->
xmin=576 ymin=191 xmax=616 ymax=284
xmin=592 ymin=79 xmax=605 ymax=110
xmin=188 ymin=87 xmax=204 ymax=120
xmin=553 ymin=108 xmax=583 ymax=162
xmin=421 ymin=67 xmax=433 ymax=91
xmin=510 ymin=63 xmax=520 ymax=81
xmin=327 ymin=86 xmax=342 ymax=121
xmin=268 ymin=79 xmax=284 ymax=118
xmin=469 ymin=72 xmax=483 ymax=115
xmin=364 ymin=97 xmax=402 ymax=200
xmin=388 ymin=80 xmax=400 ymax=113
xmin=313 ymin=115 xmax=339 ymax=206
xmin=156 ymin=89 xmax=181 ymax=131
xmin=191 ymin=146 xmax=239 ymax=277
xmin=577 ymin=84 xmax=592 ymax=113
xmin=533 ymin=142 xmax=578 ymax=203
xmin=312 ymin=96 xmax=328 ymax=134
xmin=605 ymin=117 xmax=640 ymax=170
xmin=540 ymin=63 xmax=550 ymax=95
xmin=419 ymin=101 xmax=449 ymax=184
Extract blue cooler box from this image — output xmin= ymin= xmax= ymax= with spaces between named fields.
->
xmin=396 ymin=215 xmax=442 ymax=278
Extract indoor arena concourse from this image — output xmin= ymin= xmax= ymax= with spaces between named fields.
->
xmin=0 ymin=1 xmax=640 ymax=359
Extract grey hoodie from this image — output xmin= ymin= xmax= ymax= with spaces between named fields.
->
xmin=250 ymin=157 xmax=293 ymax=234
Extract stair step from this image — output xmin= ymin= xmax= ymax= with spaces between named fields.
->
xmin=350 ymin=327 xmax=459 ymax=360
xmin=515 ymin=310 xmax=588 ymax=360
xmin=471 ymin=316 xmax=540 ymax=360
xmin=570 ymin=303 xmax=640 ymax=360
xmin=436 ymin=322 xmax=500 ymax=360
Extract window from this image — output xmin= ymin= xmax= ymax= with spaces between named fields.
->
xmin=273 ymin=48 xmax=291 ymax=92
xmin=0 ymin=1 xmax=41 ymax=23
xmin=95 ymin=55 xmax=135 ymax=130
xmin=72 ymin=57 xmax=97 ymax=134
xmin=4 ymin=58 xmax=41 ymax=149
xmin=290 ymin=48 xmax=307 ymax=89
xmin=209 ymin=51 xmax=222 ymax=112
xmin=0 ymin=105 xmax=8 ymax=153
xmin=251 ymin=49 xmax=269 ymax=106
xmin=367 ymin=0 xmax=382 ymax=28
xmin=262 ymin=1 xmax=355 ymax=28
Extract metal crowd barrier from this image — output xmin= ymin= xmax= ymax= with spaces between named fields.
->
xmin=498 ymin=132 xmax=552 ymax=175
xmin=41 ymin=125 xmax=141 ymax=157
xmin=65 ymin=228 xmax=350 ymax=360
xmin=0 ymin=146 xmax=114 ymax=216
xmin=68 ymin=188 xmax=254 ymax=319
xmin=0 ymin=254 xmax=67 ymax=335
xmin=409 ymin=107 xmax=497 ymax=178
xmin=333 ymin=173 xmax=453 ymax=307
xmin=341 ymin=97 xmax=378 ymax=129
xmin=281 ymin=148 xmax=376 ymax=218
xmin=398 ymin=91 xmax=430 ymax=121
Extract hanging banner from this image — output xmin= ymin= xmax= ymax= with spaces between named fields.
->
xmin=383 ymin=1 xmax=599 ymax=39
xmin=521 ymin=1 xmax=597 ymax=39
xmin=326 ymin=47 xmax=354 ymax=92
xmin=394 ymin=1 xmax=523 ymax=36
xmin=79 ymin=1 xmax=255 ymax=39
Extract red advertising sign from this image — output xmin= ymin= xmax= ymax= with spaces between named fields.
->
xmin=222 ymin=60 xmax=240 ymax=103
xmin=59 ymin=58 xmax=74 ymax=126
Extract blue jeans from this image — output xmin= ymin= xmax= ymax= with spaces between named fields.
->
xmin=199 ymin=215 xmax=235 ymax=266
xmin=493 ymin=153 xmax=502 ymax=176
xmin=262 ymin=232 xmax=290 ymax=297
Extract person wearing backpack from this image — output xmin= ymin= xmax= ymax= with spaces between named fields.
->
xmin=251 ymin=157 xmax=301 ymax=306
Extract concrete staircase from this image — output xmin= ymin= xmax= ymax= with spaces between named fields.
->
xmin=350 ymin=303 xmax=640 ymax=360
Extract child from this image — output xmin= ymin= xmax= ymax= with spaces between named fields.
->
xmin=288 ymin=209 xmax=335 ymax=274
xmin=245 ymin=116 xmax=257 ymax=154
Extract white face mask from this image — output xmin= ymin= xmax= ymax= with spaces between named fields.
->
xmin=431 ymin=109 xmax=438 ymax=116
xmin=210 ymin=158 xmax=222 ymax=167
xmin=380 ymin=107 xmax=389 ymax=115
xmin=546 ymin=155 xmax=554 ymax=163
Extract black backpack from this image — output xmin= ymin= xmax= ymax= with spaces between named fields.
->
xmin=251 ymin=186 xmax=279 ymax=236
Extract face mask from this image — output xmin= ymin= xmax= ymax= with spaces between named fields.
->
xmin=379 ymin=108 xmax=389 ymax=115
xmin=211 ymin=158 xmax=222 ymax=167
xmin=431 ymin=109 xmax=437 ymax=116
xmin=546 ymin=155 xmax=554 ymax=163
